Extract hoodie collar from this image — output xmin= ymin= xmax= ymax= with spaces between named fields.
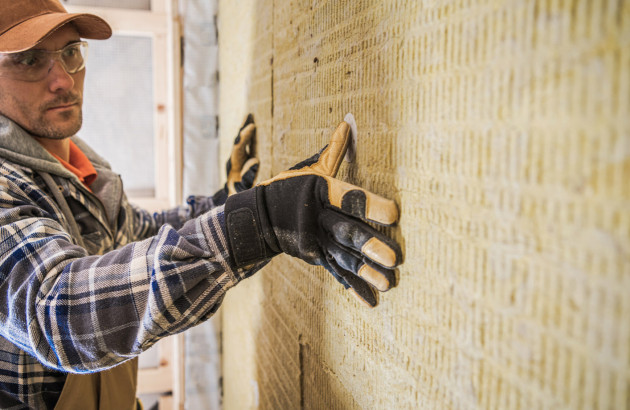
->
xmin=0 ymin=114 xmax=112 ymax=177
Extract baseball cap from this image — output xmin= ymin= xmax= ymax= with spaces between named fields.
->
xmin=0 ymin=0 xmax=112 ymax=53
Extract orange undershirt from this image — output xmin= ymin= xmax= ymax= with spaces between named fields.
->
xmin=48 ymin=141 xmax=98 ymax=191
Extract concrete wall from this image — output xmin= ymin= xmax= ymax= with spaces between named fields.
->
xmin=219 ymin=1 xmax=629 ymax=408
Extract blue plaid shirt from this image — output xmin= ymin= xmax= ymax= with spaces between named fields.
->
xmin=0 ymin=116 xmax=260 ymax=409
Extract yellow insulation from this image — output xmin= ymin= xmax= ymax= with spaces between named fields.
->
xmin=219 ymin=1 xmax=630 ymax=408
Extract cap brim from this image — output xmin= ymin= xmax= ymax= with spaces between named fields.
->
xmin=0 ymin=13 xmax=112 ymax=53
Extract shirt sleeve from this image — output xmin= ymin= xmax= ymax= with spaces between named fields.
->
xmin=129 ymin=195 xmax=221 ymax=241
xmin=0 ymin=173 xmax=265 ymax=374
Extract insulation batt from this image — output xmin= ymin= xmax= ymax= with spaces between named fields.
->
xmin=219 ymin=0 xmax=630 ymax=408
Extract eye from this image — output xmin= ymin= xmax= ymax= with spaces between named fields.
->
xmin=14 ymin=52 xmax=40 ymax=67
xmin=62 ymin=45 xmax=81 ymax=59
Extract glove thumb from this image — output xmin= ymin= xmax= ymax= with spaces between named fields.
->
xmin=289 ymin=121 xmax=352 ymax=178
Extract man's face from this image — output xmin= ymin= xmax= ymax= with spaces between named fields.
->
xmin=0 ymin=24 xmax=85 ymax=139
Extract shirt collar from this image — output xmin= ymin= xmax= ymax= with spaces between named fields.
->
xmin=49 ymin=140 xmax=98 ymax=188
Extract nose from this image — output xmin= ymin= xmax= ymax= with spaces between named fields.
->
xmin=46 ymin=59 xmax=74 ymax=93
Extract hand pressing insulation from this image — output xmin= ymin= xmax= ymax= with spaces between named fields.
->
xmin=213 ymin=114 xmax=260 ymax=205
xmin=224 ymin=120 xmax=403 ymax=307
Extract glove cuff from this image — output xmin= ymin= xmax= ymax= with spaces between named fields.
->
xmin=224 ymin=187 xmax=280 ymax=266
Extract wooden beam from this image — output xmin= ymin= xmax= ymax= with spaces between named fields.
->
xmin=137 ymin=365 xmax=173 ymax=394
xmin=151 ymin=0 xmax=167 ymax=13
xmin=166 ymin=0 xmax=183 ymax=207
xmin=159 ymin=395 xmax=173 ymax=409
xmin=137 ymin=335 xmax=174 ymax=394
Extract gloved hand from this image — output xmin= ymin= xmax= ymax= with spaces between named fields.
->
xmin=225 ymin=120 xmax=403 ymax=307
xmin=213 ymin=114 xmax=260 ymax=205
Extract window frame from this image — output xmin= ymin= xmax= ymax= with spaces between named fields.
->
xmin=65 ymin=2 xmax=184 ymax=409
xmin=66 ymin=0 xmax=183 ymax=211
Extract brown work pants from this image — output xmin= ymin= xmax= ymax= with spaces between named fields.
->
xmin=54 ymin=358 xmax=139 ymax=410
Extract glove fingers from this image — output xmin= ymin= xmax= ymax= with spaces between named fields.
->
xmin=325 ymin=177 xmax=399 ymax=226
xmin=320 ymin=260 xmax=351 ymax=289
xmin=232 ymin=164 xmax=260 ymax=194
xmin=227 ymin=180 xmax=237 ymax=196
xmin=240 ymin=158 xmax=259 ymax=183
xmin=246 ymin=124 xmax=257 ymax=159
xmin=231 ymin=123 xmax=256 ymax=171
xmin=327 ymin=241 xmax=397 ymax=292
xmin=241 ymin=113 xmax=254 ymax=128
xmin=236 ymin=123 xmax=256 ymax=147
xmin=228 ymin=118 xmax=257 ymax=195
xmin=358 ymin=260 xmax=397 ymax=292
xmin=236 ymin=114 xmax=255 ymax=143
xmin=327 ymin=257 xmax=378 ymax=307
xmin=321 ymin=209 xmax=402 ymax=269
xmin=226 ymin=117 xmax=252 ymax=175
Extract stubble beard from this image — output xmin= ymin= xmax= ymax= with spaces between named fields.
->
xmin=30 ymin=93 xmax=83 ymax=139
xmin=0 ymin=91 xmax=85 ymax=140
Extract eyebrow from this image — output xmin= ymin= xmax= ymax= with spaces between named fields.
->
xmin=64 ymin=40 xmax=82 ymax=48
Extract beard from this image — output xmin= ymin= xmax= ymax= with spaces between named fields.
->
xmin=0 ymin=92 xmax=84 ymax=140
xmin=29 ymin=93 xmax=83 ymax=139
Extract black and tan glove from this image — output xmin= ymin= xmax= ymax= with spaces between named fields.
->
xmin=213 ymin=114 xmax=260 ymax=205
xmin=224 ymin=120 xmax=403 ymax=307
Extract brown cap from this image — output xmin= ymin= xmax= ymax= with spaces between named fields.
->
xmin=0 ymin=0 xmax=112 ymax=53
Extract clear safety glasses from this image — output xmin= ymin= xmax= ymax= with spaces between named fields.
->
xmin=0 ymin=41 xmax=88 ymax=82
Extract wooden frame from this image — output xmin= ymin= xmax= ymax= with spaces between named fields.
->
xmin=66 ymin=1 xmax=183 ymax=210
xmin=66 ymin=1 xmax=185 ymax=409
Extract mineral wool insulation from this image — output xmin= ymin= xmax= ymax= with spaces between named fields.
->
xmin=218 ymin=1 xmax=629 ymax=408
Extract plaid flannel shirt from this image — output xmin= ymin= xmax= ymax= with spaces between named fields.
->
xmin=0 ymin=116 xmax=261 ymax=409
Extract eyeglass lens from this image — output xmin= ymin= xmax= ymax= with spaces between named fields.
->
xmin=0 ymin=42 xmax=88 ymax=82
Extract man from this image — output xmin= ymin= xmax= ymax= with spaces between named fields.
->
xmin=0 ymin=1 xmax=402 ymax=409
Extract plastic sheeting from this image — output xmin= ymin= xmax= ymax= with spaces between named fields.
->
xmin=181 ymin=0 xmax=220 ymax=198
xmin=81 ymin=35 xmax=155 ymax=197
xmin=180 ymin=0 xmax=223 ymax=409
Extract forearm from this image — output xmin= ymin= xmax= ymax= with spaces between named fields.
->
xmin=0 ymin=205 xmax=264 ymax=373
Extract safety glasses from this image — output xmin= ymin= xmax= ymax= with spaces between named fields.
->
xmin=0 ymin=41 xmax=88 ymax=82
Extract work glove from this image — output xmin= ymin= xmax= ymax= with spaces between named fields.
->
xmin=212 ymin=114 xmax=260 ymax=205
xmin=224 ymin=120 xmax=403 ymax=307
